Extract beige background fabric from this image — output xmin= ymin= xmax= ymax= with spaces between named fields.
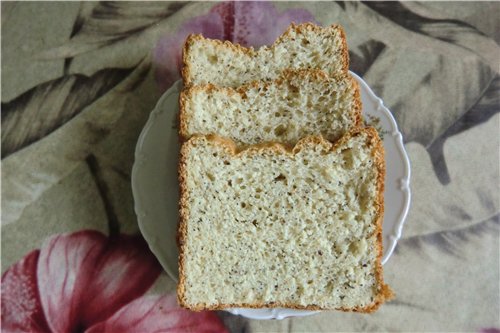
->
xmin=2 ymin=2 xmax=499 ymax=332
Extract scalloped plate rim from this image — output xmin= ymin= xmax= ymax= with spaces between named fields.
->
xmin=132 ymin=72 xmax=411 ymax=320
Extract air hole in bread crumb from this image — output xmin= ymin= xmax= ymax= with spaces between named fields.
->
xmin=274 ymin=174 xmax=287 ymax=182
xmin=208 ymin=54 xmax=218 ymax=64
xmin=223 ymin=160 xmax=230 ymax=165
xmin=241 ymin=202 xmax=246 ymax=208
xmin=348 ymin=242 xmax=358 ymax=253
xmin=274 ymin=125 xmax=287 ymax=136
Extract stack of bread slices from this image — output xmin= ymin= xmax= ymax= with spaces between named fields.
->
xmin=177 ymin=23 xmax=393 ymax=312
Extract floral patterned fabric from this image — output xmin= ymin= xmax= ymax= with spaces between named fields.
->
xmin=1 ymin=2 xmax=499 ymax=332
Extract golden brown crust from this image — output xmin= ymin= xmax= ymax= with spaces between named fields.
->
xmin=357 ymin=127 xmax=395 ymax=313
xmin=177 ymin=128 xmax=393 ymax=311
xmin=177 ymin=142 xmax=189 ymax=307
xmin=179 ymin=69 xmax=361 ymax=142
xmin=177 ymin=141 xmax=188 ymax=307
xmin=178 ymin=88 xmax=190 ymax=141
xmin=337 ymin=25 xmax=350 ymax=74
xmin=350 ymin=75 xmax=364 ymax=128
xmin=180 ymin=35 xmax=192 ymax=86
xmin=181 ymin=23 xmax=349 ymax=87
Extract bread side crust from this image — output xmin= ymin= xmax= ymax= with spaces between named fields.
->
xmin=177 ymin=141 xmax=188 ymax=308
xmin=337 ymin=25 xmax=350 ymax=74
xmin=177 ymin=128 xmax=393 ymax=312
xmin=357 ymin=127 xmax=395 ymax=313
xmin=350 ymin=75 xmax=363 ymax=128
xmin=181 ymin=23 xmax=349 ymax=87
xmin=178 ymin=87 xmax=190 ymax=142
xmin=179 ymin=69 xmax=361 ymax=141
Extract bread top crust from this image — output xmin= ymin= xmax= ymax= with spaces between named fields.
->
xmin=177 ymin=128 xmax=393 ymax=312
xmin=181 ymin=23 xmax=349 ymax=87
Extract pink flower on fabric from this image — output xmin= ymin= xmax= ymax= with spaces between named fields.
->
xmin=153 ymin=1 xmax=317 ymax=91
xmin=1 ymin=231 xmax=227 ymax=333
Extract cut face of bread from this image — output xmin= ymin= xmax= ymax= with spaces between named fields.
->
xmin=178 ymin=128 xmax=393 ymax=311
xmin=182 ymin=23 xmax=349 ymax=87
xmin=180 ymin=70 xmax=362 ymax=146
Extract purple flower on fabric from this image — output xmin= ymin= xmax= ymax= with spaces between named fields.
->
xmin=153 ymin=1 xmax=317 ymax=91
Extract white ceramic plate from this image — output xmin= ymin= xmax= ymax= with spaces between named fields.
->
xmin=132 ymin=72 xmax=411 ymax=320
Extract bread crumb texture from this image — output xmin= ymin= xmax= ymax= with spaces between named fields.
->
xmin=178 ymin=128 xmax=392 ymax=311
xmin=181 ymin=70 xmax=361 ymax=146
xmin=183 ymin=23 xmax=348 ymax=87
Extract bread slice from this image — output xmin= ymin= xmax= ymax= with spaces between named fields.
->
xmin=178 ymin=127 xmax=393 ymax=312
xmin=179 ymin=70 xmax=362 ymax=146
xmin=182 ymin=23 xmax=349 ymax=87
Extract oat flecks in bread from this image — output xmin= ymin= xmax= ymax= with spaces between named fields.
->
xmin=178 ymin=128 xmax=393 ymax=312
xmin=180 ymin=70 xmax=362 ymax=146
xmin=182 ymin=23 xmax=349 ymax=87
